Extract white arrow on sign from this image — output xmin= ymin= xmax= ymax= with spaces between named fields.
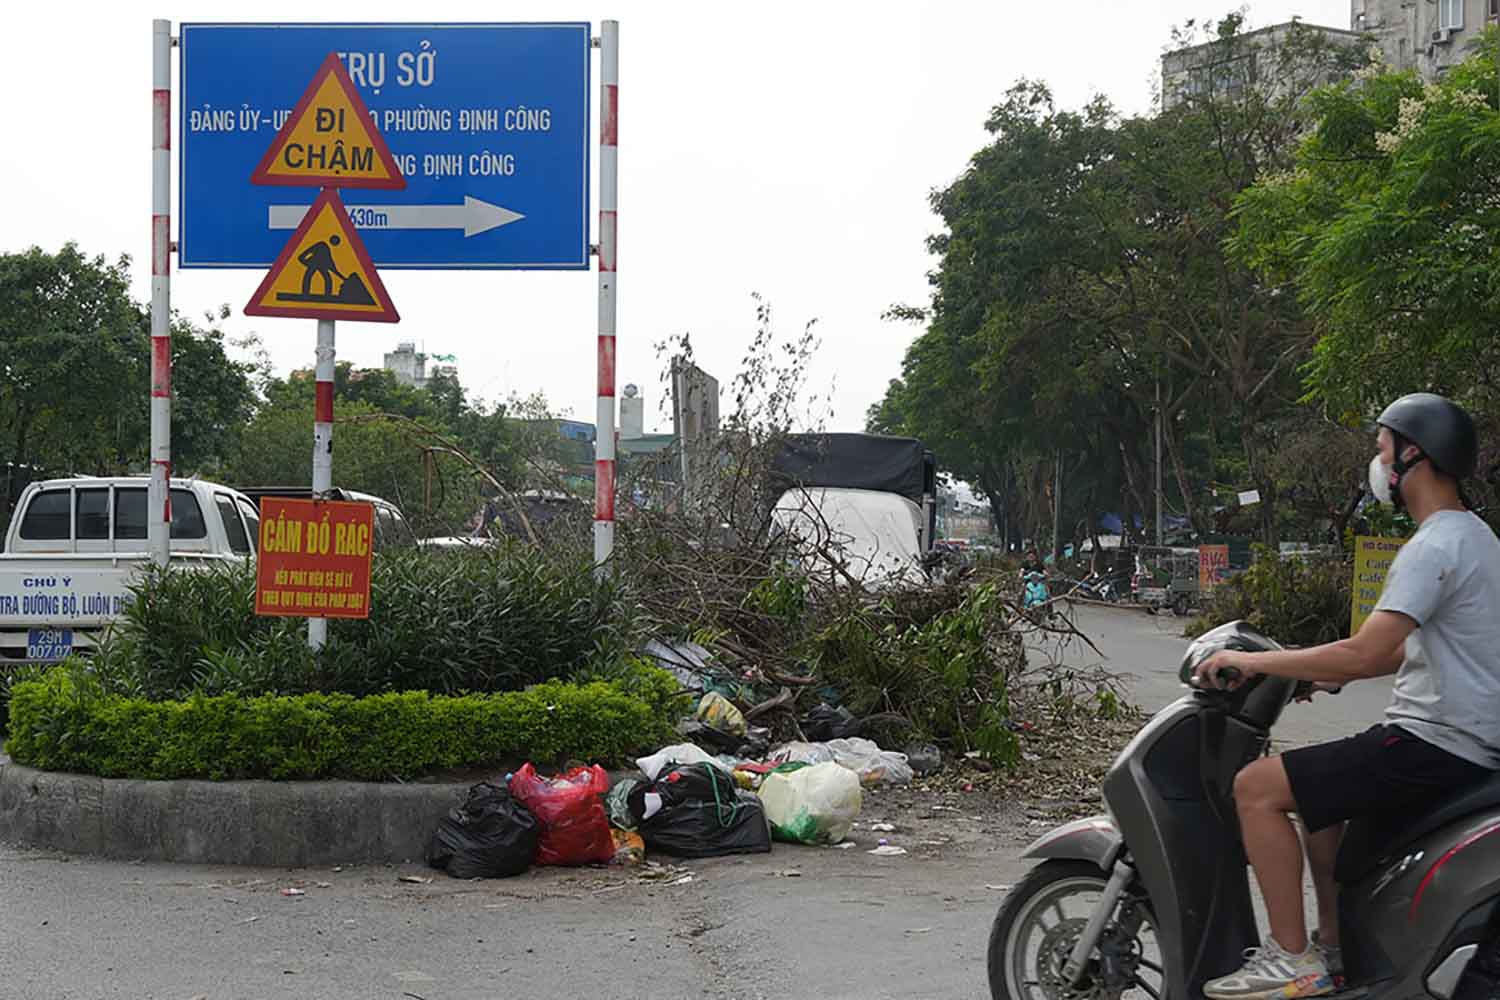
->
xmin=267 ymin=196 xmax=525 ymax=238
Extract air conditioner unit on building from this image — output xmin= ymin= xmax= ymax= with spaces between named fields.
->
xmin=1431 ymin=27 xmax=1452 ymax=43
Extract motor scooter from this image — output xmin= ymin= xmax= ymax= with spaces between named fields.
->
xmin=989 ymin=620 xmax=1500 ymax=1000
xmin=1023 ymin=571 xmax=1051 ymax=610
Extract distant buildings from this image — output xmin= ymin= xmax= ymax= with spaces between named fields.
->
xmin=381 ymin=342 xmax=459 ymax=389
xmin=382 ymin=342 xmax=427 ymax=389
xmin=1355 ymin=0 xmax=1499 ymax=77
xmin=1160 ymin=2 xmax=1494 ymax=109
xmin=1160 ymin=19 xmax=1366 ymax=111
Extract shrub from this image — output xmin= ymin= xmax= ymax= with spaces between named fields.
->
xmin=4 ymin=662 xmax=679 ymax=781
xmin=1187 ymin=547 xmax=1351 ymax=647
xmin=0 ymin=662 xmax=49 ymax=738
xmin=93 ymin=544 xmax=645 ymax=699
xmin=808 ymin=583 xmax=1026 ymax=764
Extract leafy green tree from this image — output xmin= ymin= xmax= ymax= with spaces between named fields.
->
xmin=0 ymin=246 xmax=143 ymax=480
xmin=225 ymin=398 xmax=482 ymax=536
xmin=876 ymin=16 xmax=1364 ymax=548
xmin=0 ymin=246 xmax=258 ymax=524
xmin=1233 ymin=30 xmax=1500 ymax=414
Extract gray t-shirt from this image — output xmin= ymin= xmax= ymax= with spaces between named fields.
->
xmin=1376 ymin=509 xmax=1500 ymax=769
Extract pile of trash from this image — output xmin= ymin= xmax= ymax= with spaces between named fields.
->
xmin=425 ymin=692 xmax=926 ymax=879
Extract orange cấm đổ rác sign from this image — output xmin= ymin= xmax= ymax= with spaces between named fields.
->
xmin=254 ymin=497 xmax=374 ymax=619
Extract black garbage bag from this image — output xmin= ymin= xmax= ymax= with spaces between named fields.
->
xmin=427 ymin=782 xmax=540 ymax=879
xmin=802 ymin=703 xmax=862 ymax=741
xmin=677 ymin=719 xmax=744 ymax=755
xmin=637 ymin=763 xmax=772 ymax=859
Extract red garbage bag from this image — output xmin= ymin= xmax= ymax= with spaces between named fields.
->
xmin=508 ymin=764 xmax=614 ymax=866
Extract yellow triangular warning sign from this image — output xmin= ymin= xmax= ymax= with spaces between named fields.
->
xmin=244 ymin=189 xmax=399 ymax=323
xmin=251 ymin=53 xmax=406 ymax=190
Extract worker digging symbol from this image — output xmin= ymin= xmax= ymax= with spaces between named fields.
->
xmin=244 ymin=188 xmax=399 ymax=323
xmin=277 ymin=234 xmax=377 ymax=306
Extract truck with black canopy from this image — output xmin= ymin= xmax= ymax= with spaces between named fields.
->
xmin=767 ymin=433 xmax=938 ymax=587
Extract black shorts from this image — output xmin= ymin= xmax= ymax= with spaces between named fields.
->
xmin=1283 ymin=724 xmax=1492 ymax=833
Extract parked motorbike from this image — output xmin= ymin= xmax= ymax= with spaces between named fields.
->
xmin=988 ymin=620 xmax=1500 ymax=1000
xmin=1067 ymin=572 xmax=1121 ymax=603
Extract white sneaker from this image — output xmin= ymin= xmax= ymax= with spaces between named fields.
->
xmin=1203 ymin=936 xmax=1335 ymax=1000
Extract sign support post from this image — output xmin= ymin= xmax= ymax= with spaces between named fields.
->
xmin=308 ymin=318 xmax=336 ymax=651
xmin=594 ymin=20 xmax=619 ymax=573
xmin=150 ymin=18 xmax=173 ymax=568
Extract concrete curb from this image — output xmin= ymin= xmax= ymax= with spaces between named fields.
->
xmin=0 ymin=755 xmax=468 ymax=866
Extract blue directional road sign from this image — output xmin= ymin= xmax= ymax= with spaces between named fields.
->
xmin=179 ymin=23 xmax=591 ymax=270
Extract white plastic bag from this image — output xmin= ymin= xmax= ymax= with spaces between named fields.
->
xmin=767 ymin=741 xmax=837 ymax=767
xmin=758 ymin=761 xmax=863 ymax=845
xmin=825 ymin=737 xmax=914 ymax=786
xmin=636 ymin=743 xmax=730 ymax=781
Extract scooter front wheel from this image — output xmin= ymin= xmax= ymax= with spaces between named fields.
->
xmin=988 ymin=859 xmax=1165 ymax=1000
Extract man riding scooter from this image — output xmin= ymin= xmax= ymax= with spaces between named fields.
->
xmin=1193 ymin=393 xmax=1500 ymax=1000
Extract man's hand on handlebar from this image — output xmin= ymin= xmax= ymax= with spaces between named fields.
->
xmin=1193 ymin=650 xmax=1256 ymax=690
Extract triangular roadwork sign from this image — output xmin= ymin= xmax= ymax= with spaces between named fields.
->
xmin=244 ymin=189 xmax=400 ymax=323
xmin=251 ymin=52 xmax=406 ymax=189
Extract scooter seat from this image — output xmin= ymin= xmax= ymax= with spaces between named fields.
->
xmin=1335 ymin=770 xmax=1500 ymax=884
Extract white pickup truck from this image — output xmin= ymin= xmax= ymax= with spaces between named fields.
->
xmin=0 ymin=477 xmax=262 ymax=663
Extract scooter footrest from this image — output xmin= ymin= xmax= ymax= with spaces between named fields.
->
xmin=1324 ymin=987 xmax=1369 ymax=1000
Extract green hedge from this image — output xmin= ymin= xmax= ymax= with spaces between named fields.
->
xmin=4 ymin=663 xmax=680 ymax=781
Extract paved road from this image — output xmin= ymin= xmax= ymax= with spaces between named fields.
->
xmin=0 ymin=605 xmax=1389 ymax=1000
xmin=0 ymin=844 xmax=1033 ymax=1000
xmin=1043 ymin=603 xmax=1393 ymax=748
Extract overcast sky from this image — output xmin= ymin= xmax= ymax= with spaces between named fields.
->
xmin=3 ymin=1 xmax=1349 ymax=435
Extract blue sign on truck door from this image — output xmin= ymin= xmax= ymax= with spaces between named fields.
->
xmin=179 ymin=23 xmax=592 ymax=270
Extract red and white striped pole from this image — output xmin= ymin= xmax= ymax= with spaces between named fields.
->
xmin=149 ymin=18 xmax=173 ymax=568
xmin=594 ymin=20 xmax=619 ymax=572
xmin=309 ymin=317 xmax=335 ymax=650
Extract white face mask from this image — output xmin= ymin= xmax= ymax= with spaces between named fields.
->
xmin=1369 ymin=454 xmax=1395 ymax=505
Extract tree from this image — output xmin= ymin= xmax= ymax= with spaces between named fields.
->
xmin=871 ymin=81 xmax=1157 ymax=553
xmin=168 ymin=308 xmax=261 ymax=477
xmin=1233 ymin=31 xmax=1500 ymax=414
xmin=0 ymin=246 xmax=143 ymax=482
xmin=0 ymin=246 xmax=258 ymax=510
xmin=225 ymin=397 xmax=483 ymax=536
xmin=876 ymin=16 xmax=1366 ymax=549
xmin=229 ymin=365 xmax=549 ymax=535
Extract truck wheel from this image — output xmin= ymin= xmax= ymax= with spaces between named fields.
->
xmin=1172 ymin=594 xmax=1190 ymax=617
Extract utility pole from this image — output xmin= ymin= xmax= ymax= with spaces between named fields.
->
xmin=1155 ymin=374 xmax=1164 ymax=546
xmin=1052 ymin=449 xmax=1063 ymax=563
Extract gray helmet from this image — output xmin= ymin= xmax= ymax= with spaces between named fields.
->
xmin=1377 ymin=393 xmax=1478 ymax=479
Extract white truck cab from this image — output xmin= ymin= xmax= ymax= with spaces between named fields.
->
xmin=0 ymin=477 xmax=260 ymax=662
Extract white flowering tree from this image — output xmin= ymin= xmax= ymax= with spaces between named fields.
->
xmin=1233 ymin=30 xmax=1500 ymax=416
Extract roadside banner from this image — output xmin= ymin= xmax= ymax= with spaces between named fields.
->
xmin=1199 ymin=545 xmax=1229 ymax=593
xmin=1352 ymin=535 xmax=1407 ymax=635
xmin=255 ymin=498 xmax=374 ymax=619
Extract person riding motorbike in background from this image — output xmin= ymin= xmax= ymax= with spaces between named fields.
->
xmin=1193 ymin=393 xmax=1500 ymax=1000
